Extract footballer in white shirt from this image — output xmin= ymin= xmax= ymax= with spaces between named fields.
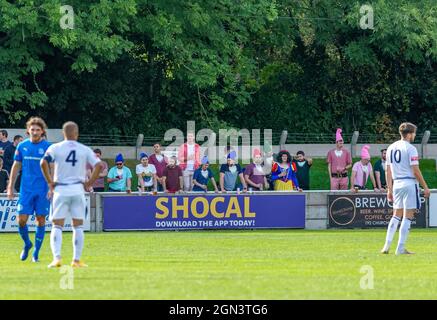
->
xmin=40 ymin=122 xmax=103 ymax=268
xmin=381 ymin=122 xmax=430 ymax=255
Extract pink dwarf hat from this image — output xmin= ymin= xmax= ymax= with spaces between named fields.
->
xmin=253 ymin=148 xmax=262 ymax=157
xmin=361 ymin=145 xmax=371 ymax=160
xmin=336 ymin=128 xmax=343 ymax=142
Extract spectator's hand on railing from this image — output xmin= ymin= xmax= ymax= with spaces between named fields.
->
xmin=126 ymin=189 xmax=131 ymax=194
xmin=351 ymin=187 xmax=358 ymax=193
xmin=264 ymin=182 xmax=269 ymax=190
xmin=373 ymin=188 xmax=379 ymax=192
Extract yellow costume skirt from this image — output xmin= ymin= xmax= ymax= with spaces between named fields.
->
xmin=274 ymin=180 xmax=294 ymax=191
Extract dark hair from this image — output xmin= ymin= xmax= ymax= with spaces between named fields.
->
xmin=13 ymin=135 xmax=22 ymax=142
xmin=93 ymin=148 xmax=102 ymax=155
xmin=277 ymin=150 xmax=292 ymax=163
xmin=153 ymin=142 xmax=161 ymax=147
xmin=0 ymin=130 xmax=8 ymax=138
xmin=381 ymin=148 xmax=387 ymax=153
xmin=297 ymin=151 xmax=305 ymax=156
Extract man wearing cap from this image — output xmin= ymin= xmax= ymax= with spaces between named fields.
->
xmin=136 ymin=152 xmax=157 ymax=192
xmin=219 ymin=151 xmax=247 ymax=192
xmin=327 ymin=128 xmax=352 ymax=190
xmin=244 ymin=149 xmax=270 ymax=191
xmin=350 ymin=145 xmax=379 ymax=192
xmin=192 ymin=156 xmax=219 ymax=192
xmin=107 ymin=153 xmax=132 ymax=193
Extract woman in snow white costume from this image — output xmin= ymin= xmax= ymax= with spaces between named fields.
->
xmin=271 ymin=150 xmax=300 ymax=191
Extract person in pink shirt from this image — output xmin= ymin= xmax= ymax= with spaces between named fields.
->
xmin=178 ymin=132 xmax=201 ymax=191
xmin=351 ymin=145 xmax=379 ymax=192
xmin=327 ymin=128 xmax=352 ymax=190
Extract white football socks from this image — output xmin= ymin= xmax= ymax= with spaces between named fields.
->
xmin=72 ymin=225 xmax=84 ymax=262
xmin=382 ymin=216 xmax=401 ymax=251
xmin=50 ymin=225 xmax=63 ymax=260
xmin=396 ymin=218 xmax=412 ymax=254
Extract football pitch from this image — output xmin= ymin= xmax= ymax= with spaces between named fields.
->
xmin=2 ymin=229 xmax=437 ymax=300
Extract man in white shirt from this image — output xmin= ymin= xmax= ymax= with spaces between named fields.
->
xmin=40 ymin=122 xmax=103 ymax=268
xmin=136 ymin=152 xmax=157 ymax=192
xmin=381 ymin=122 xmax=430 ymax=255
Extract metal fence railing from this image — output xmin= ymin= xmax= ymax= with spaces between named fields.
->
xmin=77 ymin=131 xmax=436 ymax=146
xmin=79 ymin=134 xmax=138 ymax=146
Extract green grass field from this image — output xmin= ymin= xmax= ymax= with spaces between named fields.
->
xmin=105 ymin=158 xmax=437 ymax=191
xmin=2 ymin=229 xmax=437 ymax=300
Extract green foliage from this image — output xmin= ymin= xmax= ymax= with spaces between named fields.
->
xmin=0 ymin=0 xmax=436 ymax=135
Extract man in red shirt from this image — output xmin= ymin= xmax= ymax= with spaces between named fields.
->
xmin=163 ymin=157 xmax=183 ymax=193
xmin=148 ymin=143 xmax=168 ymax=191
xmin=327 ymin=128 xmax=352 ymax=190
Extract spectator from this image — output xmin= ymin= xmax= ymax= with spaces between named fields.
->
xmin=3 ymin=135 xmax=23 ymax=173
xmin=263 ymin=141 xmax=275 ymax=190
xmin=86 ymin=148 xmax=108 ymax=192
xmin=219 ymin=151 xmax=247 ymax=192
xmin=374 ymin=148 xmax=387 ymax=190
xmin=178 ymin=131 xmax=201 ymax=191
xmin=0 ymin=158 xmax=9 ymax=193
xmin=163 ymin=156 xmax=184 ymax=193
xmin=148 ymin=143 xmax=167 ymax=191
xmin=192 ymin=156 xmax=219 ymax=192
xmin=244 ymin=149 xmax=269 ymax=191
xmin=107 ymin=153 xmax=132 ymax=193
xmin=327 ymin=128 xmax=352 ymax=190
xmin=271 ymin=150 xmax=300 ymax=191
xmin=136 ymin=153 xmax=157 ymax=192
xmin=293 ymin=151 xmax=313 ymax=190
xmin=350 ymin=145 xmax=379 ymax=192
xmin=0 ymin=130 xmax=12 ymax=158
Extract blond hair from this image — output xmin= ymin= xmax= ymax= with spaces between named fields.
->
xmin=399 ymin=122 xmax=417 ymax=138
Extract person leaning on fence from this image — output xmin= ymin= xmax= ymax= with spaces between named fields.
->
xmin=178 ymin=131 xmax=201 ymax=191
xmin=86 ymin=148 xmax=108 ymax=192
xmin=162 ymin=156 xmax=183 ymax=193
xmin=374 ymin=148 xmax=387 ymax=191
xmin=350 ymin=145 xmax=379 ymax=192
xmin=293 ymin=151 xmax=312 ymax=190
xmin=107 ymin=153 xmax=132 ymax=193
xmin=192 ymin=156 xmax=219 ymax=193
xmin=3 ymin=135 xmax=23 ymax=174
xmin=219 ymin=151 xmax=247 ymax=192
xmin=0 ymin=158 xmax=9 ymax=193
xmin=244 ymin=148 xmax=269 ymax=191
xmin=271 ymin=150 xmax=300 ymax=191
xmin=136 ymin=152 xmax=157 ymax=192
xmin=148 ymin=143 xmax=167 ymax=191
xmin=0 ymin=129 xmax=12 ymax=158
xmin=327 ymin=128 xmax=352 ymax=190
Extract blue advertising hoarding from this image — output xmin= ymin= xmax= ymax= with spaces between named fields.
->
xmin=103 ymin=194 xmax=305 ymax=230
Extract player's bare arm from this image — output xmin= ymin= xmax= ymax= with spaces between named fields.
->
xmin=412 ymin=165 xmax=430 ymax=198
xmin=386 ymin=164 xmax=393 ymax=202
xmin=7 ymin=161 xmax=22 ymax=200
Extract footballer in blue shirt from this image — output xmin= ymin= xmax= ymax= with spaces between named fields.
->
xmin=7 ymin=117 xmax=51 ymax=263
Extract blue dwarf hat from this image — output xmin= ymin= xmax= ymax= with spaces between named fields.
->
xmin=139 ymin=152 xmax=148 ymax=160
xmin=227 ymin=150 xmax=237 ymax=160
xmin=201 ymin=156 xmax=209 ymax=165
xmin=115 ymin=153 xmax=124 ymax=163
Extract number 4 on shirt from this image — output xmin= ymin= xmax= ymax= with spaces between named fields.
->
xmin=66 ymin=150 xmax=77 ymax=166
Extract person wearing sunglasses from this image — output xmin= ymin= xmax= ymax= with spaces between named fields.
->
xmin=107 ymin=153 xmax=132 ymax=193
